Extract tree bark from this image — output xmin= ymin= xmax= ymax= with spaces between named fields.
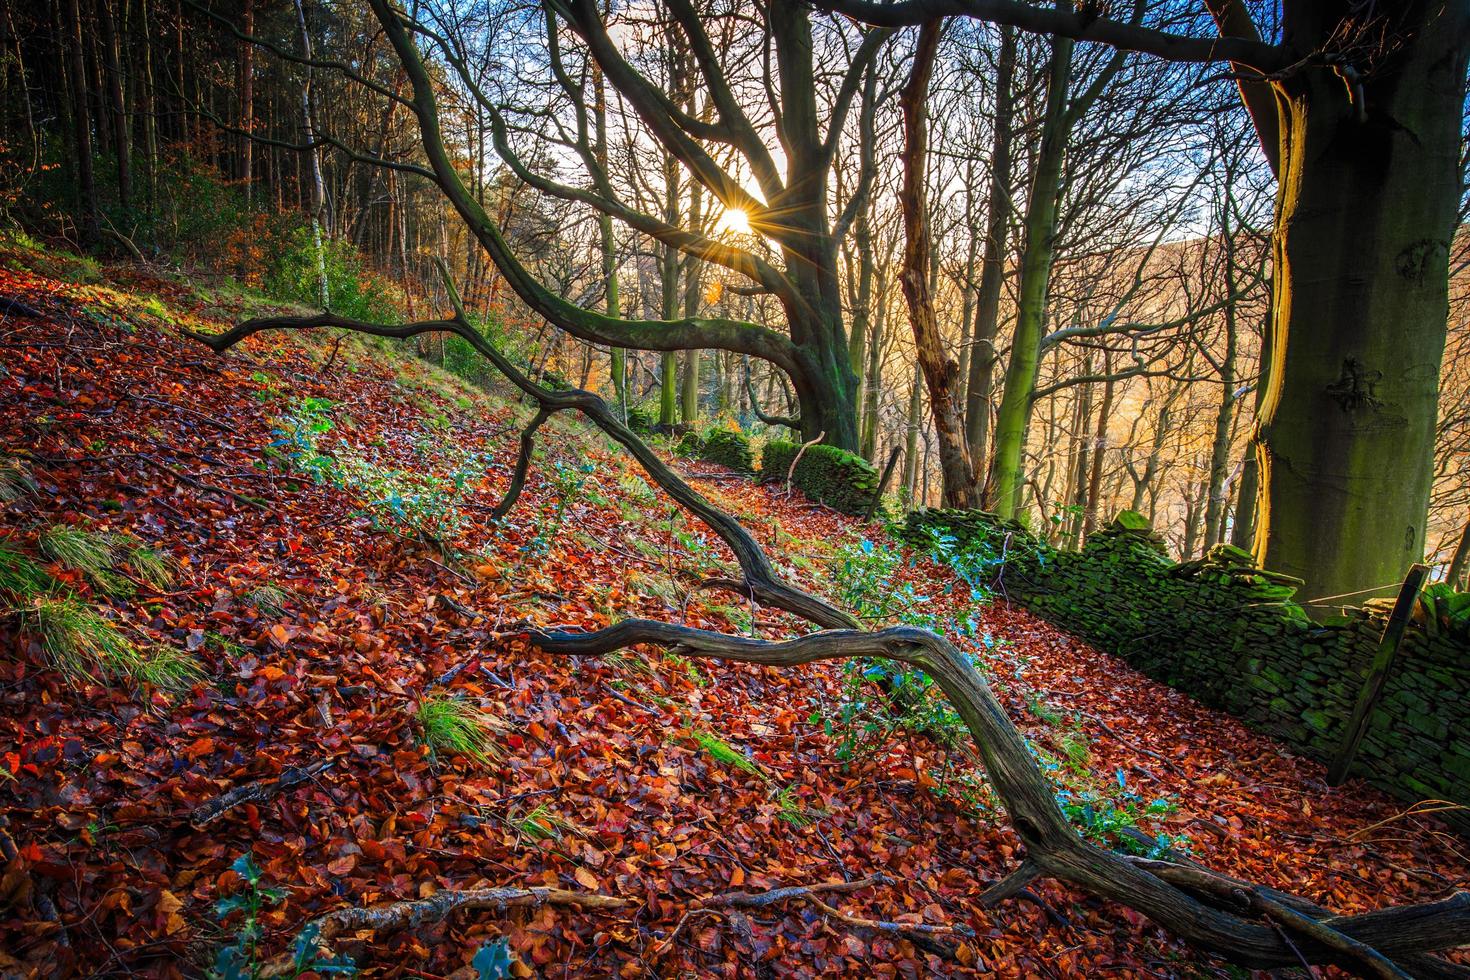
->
xmin=986 ymin=15 xmax=1072 ymax=516
xmin=1251 ymin=2 xmax=1469 ymax=607
xmin=964 ymin=23 xmax=1014 ymax=487
xmin=899 ymin=19 xmax=978 ymax=508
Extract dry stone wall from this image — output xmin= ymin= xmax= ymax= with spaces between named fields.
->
xmin=898 ymin=509 xmax=1470 ymax=826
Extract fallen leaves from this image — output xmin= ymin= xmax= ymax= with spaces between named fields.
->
xmin=0 ymin=260 xmax=1464 ymax=978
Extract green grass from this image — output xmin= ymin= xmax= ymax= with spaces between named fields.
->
xmin=0 ymin=460 xmax=37 ymax=502
xmin=0 ymin=546 xmax=53 ymax=600
xmin=134 ymin=645 xmax=207 ymax=692
xmin=775 ymin=785 xmax=817 ymax=827
xmin=692 ymin=729 xmax=764 ymax=778
xmin=20 ymin=595 xmax=139 ymax=682
xmin=39 ymin=526 xmax=115 ymax=580
xmin=243 ymin=585 xmax=291 ymax=617
xmin=417 ymin=695 xmax=504 ymax=763
xmin=509 ymin=803 xmax=583 ymax=843
xmin=124 ymin=546 xmax=176 ymax=591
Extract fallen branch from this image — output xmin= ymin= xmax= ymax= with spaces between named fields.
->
xmin=190 ymin=760 xmax=333 ymax=829
xmin=311 ymin=884 xmax=633 ymax=939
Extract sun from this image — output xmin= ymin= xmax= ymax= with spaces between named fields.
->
xmin=716 ymin=207 xmax=752 ymax=236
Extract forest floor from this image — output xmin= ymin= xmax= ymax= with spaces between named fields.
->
xmin=0 ymin=244 xmax=1466 ymax=979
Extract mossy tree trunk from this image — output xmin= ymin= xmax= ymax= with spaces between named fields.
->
xmin=1248 ymin=2 xmax=1468 ymax=605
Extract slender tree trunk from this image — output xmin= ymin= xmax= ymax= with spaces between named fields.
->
xmin=64 ymin=0 xmax=99 ymax=246
xmin=1445 ymin=516 xmax=1470 ymax=590
xmin=965 ymin=25 xmax=1014 ymax=488
xmin=899 ymin=19 xmax=978 ymax=508
xmin=97 ymin=0 xmax=129 ymax=212
xmin=1082 ymin=368 xmax=1114 ymax=539
xmin=292 ymin=0 xmax=328 ymax=308
xmin=1251 ymin=3 xmax=1468 ymax=606
xmin=987 ymin=22 xmax=1072 ymax=516
xmin=902 ymin=360 xmax=923 ymax=508
xmin=680 ymin=177 xmax=703 ymax=424
xmin=237 ymin=0 xmax=253 ymax=204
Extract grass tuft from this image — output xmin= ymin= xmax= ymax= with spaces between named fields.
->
xmin=0 ymin=460 xmax=37 ymax=502
xmin=134 ymin=645 xmax=207 ymax=692
xmin=243 ymin=584 xmax=291 ymax=617
xmin=125 ymin=546 xmax=176 ymax=591
xmin=0 ymin=545 xmax=54 ymax=600
xmin=20 ymin=595 xmax=140 ymax=682
xmin=509 ymin=803 xmax=584 ymax=843
xmin=774 ymin=785 xmax=817 ymax=828
xmin=417 ymin=694 xmax=504 ymax=763
xmin=40 ymin=525 xmax=115 ymax=580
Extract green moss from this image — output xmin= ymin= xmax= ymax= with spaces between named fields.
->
xmin=761 ymin=440 xmax=879 ymax=516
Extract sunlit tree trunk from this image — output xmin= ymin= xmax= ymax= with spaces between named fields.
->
xmin=900 ymin=19 xmax=978 ymax=507
xmin=987 ymin=23 xmax=1071 ymax=517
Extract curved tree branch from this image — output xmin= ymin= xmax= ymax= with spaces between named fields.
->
xmin=809 ymin=0 xmax=1292 ymax=72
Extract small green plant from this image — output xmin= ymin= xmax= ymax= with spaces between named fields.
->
xmin=691 ymin=729 xmax=764 ymax=778
xmin=125 ymin=545 xmax=176 ymax=591
xmin=523 ymin=461 xmax=595 ymax=556
xmin=509 ymin=803 xmax=583 ymax=844
xmin=39 ymin=525 xmax=114 ymax=580
xmin=0 ymin=545 xmax=53 ymax=599
xmin=417 ymin=695 xmax=503 ymax=763
xmin=0 ymin=459 xmax=37 ymax=501
xmin=774 ymin=785 xmax=818 ymax=828
xmin=213 ymin=853 xmax=355 ymax=979
xmin=134 ymin=645 xmax=207 ymax=692
xmin=471 ymin=938 xmax=516 ymax=979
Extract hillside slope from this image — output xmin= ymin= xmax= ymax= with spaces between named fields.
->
xmin=0 ymin=251 xmax=1464 ymax=978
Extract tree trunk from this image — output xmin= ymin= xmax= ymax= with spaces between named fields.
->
xmin=1252 ymin=3 xmax=1469 ymax=607
xmin=64 ymin=0 xmax=98 ymax=246
xmin=237 ymin=0 xmax=253 ymax=204
xmin=899 ymin=19 xmax=978 ymax=508
xmin=987 ymin=23 xmax=1071 ymax=517
xmin=1082 ymin=368 xmax=1114 ymax=539
xmin=965 ymin=24 xmax=1014 ymax=487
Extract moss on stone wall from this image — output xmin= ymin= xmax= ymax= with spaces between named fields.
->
xmin=898 ymin=508 xmax=1470 ymax=826
xmin=760 ymin=440 xmax=880 ymax=516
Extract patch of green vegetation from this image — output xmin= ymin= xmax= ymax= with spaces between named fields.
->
xmin=213 ymin=852 xmax=355 ymax=979
xmin=20 ymin=595 xmax=138 ymax=682
xmin=39 ymin=525 xmax=114 ymax=580
xmin=243 ymin=584 xmax=292 ymax=618
xmin=417 ymin=695 xmax=503 ymax=763
xmin=774 ymin=785 xmax=820 ymax=828
xmin=0 ymin=459 xmax=37 ymax=501
xmin=125 ymin=545 xmax=176 ymax=591
xmin=691 ymin=729 xmax=763 ymax=779
xmin=0 ymin=545 xmax=53 ymax=599
xmin=508 ymin=803 xmax=583 ymax=844
xmin=134 ymin=644 xmax=207 ymax=692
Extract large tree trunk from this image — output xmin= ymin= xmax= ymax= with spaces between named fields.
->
xmin=1251 ymin=3 xmax=1469 ymax=607
xmin=899 ymin=19 xmax=978 ymax=508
